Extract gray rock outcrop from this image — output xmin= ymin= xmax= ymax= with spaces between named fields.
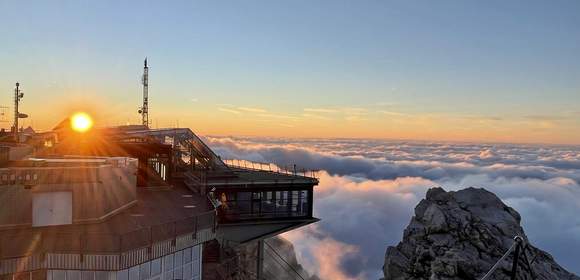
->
xmin=265 ymin=236 xmax=320 ymax=280
xmin=383 ymin=187 xmax=579 ymax=280
xmin=232 ymin=236 xmax=318 ymax=280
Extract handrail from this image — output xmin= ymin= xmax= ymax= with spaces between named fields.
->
xmin=222 ymin=159 xmax=319 ymax=180
xmin=0 ymin=210 xmax=216 ymax=259
xmin=479 ymin=239 xmax=518 ymax=280
xmin=480 ymin=236 xmax=536 ymax=280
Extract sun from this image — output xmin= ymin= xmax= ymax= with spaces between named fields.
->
xmin=70 ymin=112 xmax=93 ymax=132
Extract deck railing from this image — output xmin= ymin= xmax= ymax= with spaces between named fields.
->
xmin=222 ymin=159 xmax=319 ymax=180
xmin=0 ymin=210 xmax=217 ymax=274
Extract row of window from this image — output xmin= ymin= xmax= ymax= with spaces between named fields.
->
xmin=0 ymin=173 xmax=38 ymax=182
xmin=219 ymin=190 xmax=311 ymax=219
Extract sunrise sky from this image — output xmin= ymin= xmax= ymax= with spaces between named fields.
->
xmin=1 ymin=0 xmax=579 ymax=144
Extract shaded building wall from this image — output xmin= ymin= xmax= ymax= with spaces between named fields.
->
xmin=8 ymin=146 xmax=32 ymax=161
xmin=0 ymin=185 xmax=32 ymax=227
xmin=0 ymin=158 xmax=137 ymax=228
xmin=43 ymin=244 xmax=203 ymax=280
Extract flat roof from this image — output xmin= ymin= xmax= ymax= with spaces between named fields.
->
xmin=1 ymin=157 xmax=136 ymax=169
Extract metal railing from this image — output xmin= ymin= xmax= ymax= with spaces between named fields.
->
xmin=0 ymin=210 xmax=216 ymax=259
xmin=222 ymin=159 xmax=319 ymax=180
xmin=184 ymin=169 xmax=207 ymax=194
xmin=480 ymin=236 xmax=536 ymax=280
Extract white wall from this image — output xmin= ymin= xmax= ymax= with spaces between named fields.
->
xmin=46 ymin=244 xmax=203 ymax=280
xmin=32 ymin=191 xmax=73 ymax=227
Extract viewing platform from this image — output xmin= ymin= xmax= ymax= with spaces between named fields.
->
xmin=0 ymin=124 xmax=317 ymax=279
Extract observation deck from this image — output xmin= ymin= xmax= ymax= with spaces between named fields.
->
xmin=0 ymin=124 xmax=317 ymax=279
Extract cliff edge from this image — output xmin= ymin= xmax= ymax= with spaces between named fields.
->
xmin=383 ymin=187 xmax=579 ymax=280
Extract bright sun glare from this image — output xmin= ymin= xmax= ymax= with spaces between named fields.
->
xmin=70 ymin=112 xmax=93 ymax=132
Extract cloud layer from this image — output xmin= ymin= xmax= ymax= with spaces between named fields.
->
xmin=205 ymin=136 xmax=580 ymax=279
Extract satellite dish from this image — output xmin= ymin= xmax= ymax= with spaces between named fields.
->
xmin=18 ymin=113 xmax=28 ymax=118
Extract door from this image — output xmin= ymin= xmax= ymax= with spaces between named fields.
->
xmin=32 ymin=192 xmax=73 ymax=227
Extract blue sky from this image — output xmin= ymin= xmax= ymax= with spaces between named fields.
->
xmin=1 ymin=0 xmax=579 ymax=143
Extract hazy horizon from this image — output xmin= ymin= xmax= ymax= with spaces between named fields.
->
xmin=206 ymin=135 xmax=580 ymax=279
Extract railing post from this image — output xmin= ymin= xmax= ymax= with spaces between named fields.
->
xmin=193 ymin=215 xmax=198 ymax=240
xmin=148 ymin=227 xmax=153 ymax=256
xmin=213 ymin=211 xmax=217 ymax=233
xmin=119 ymin=234 xmax=123 ymax=252
xmin=172 ymin=222 xmax=177 ymax=247
xmin=38 ymin=231 xmax=45 ymax=265
xmin=257 ymin=240 xmax=264 ymax=280
xmin=118 ymin=234 xmax=122 ymax=252
xmin=80 ymin=233 xmax=85 ymax=263
xmin=510 ymin=236 xmax=523 ymax=280
xmin=521 ymin=244 xmax=537 ymax=279
xmin=119 ymin=233 xmax=125 ymax=270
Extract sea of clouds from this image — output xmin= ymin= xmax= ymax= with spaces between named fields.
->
xmin=204 ymin=136 xmax=580 ymax=280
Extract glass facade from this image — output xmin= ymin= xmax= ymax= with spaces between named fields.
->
xmin=218 ymin=189 xmax=311 ymax=221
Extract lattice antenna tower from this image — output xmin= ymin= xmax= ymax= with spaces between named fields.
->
xmin=138 ymin=58 xmax=149 ymax=127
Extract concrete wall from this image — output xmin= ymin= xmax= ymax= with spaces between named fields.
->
xmin=32 ymin=191 xmax=73 ymax=227
xmin=0 ymin=185 xmax=32 ymax=227
xmin=8 ymin=145 xmax=32 ymax=161
xmin=44 ymin=244 xmax=203 ymax=280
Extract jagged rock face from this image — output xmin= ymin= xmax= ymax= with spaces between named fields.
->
xmin=383 ymin=187 xmax=580 ymax=280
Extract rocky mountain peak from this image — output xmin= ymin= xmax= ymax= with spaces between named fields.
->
xmin=383 ymin=187 xmax=579 ymax=280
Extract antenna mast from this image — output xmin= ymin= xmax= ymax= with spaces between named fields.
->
xmin=13 ymin=82 xmax=23 ymax=142
xmin=139 ymin=58 xmax=149 ymax=127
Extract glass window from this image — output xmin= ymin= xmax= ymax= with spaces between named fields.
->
xmin=291 ymin=191 xmax=299 ymax=212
